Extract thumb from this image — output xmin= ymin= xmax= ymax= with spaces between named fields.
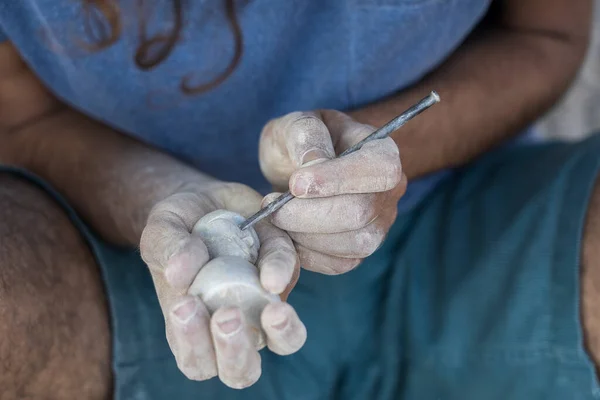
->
xmin=140 ymin=192 xmax=212 ymax=289
xmin=253 ymin=216 xmax=299 ymax=299
xmin=259 ymin=111 xmax=335 ymax=189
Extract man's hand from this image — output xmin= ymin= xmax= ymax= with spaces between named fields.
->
xmin=259 ymin=110 xmax=407 ymax=275
xmin=139 ymin=181 xmax=306 ymax=388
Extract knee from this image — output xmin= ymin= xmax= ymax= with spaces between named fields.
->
xmin=0 ymin=173 xmax=112 ymax=399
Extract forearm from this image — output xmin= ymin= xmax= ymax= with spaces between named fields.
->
xmin=3 ymin=109 xmax=213 ymax=246
xmin=350 ymin=2 xmax=592 ymax=179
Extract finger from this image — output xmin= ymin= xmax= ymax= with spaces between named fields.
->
xmin=211 ymin=307 xmax=262 ymax=389
xmin=167 ymin=295 xmax=218 ymax=380
xmin=289 ymin=138 xmax=402 ymax=198
xmin=263 ymin=192 xmax=387 ymax=234
xmin=139 ymin=192 xmax=224 ymax=383
xmin=140 ymin=209 xmax=190 ymax=271
xmin=152 ymin=275 xmax=218 ymax=381
xmin=261 ymin=303 xmax=307 ymax=356
xmin=279 ymin=112 xmax=335 ymax=166
xmin=254 ymin=220 xmax=299 ymax=296
xmin=260 ymin=111 xmax=335 ymax=187
xmin=320 ymin=109 xmax=377 ymax=153
xmin=140 ymin=192 xmax=214 ymax=288
xmin=296 ymin=244 xmax=362 ymax=275
xmin=288 ymin=203 xmax=397 ymax=258
xmin=164 ymin=239 xmax=210 ymax=289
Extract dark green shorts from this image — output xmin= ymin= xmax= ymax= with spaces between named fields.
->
xmin=3 ymin=134 xmax=600 ymax=400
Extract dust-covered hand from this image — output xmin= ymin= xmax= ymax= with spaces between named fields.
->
xmin=260 ymin=110 xmax=407 ymax=275
xmin=139 ymin=182 xmax=306 ymax=388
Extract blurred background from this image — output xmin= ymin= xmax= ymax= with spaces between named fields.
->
xmin=537 ymin=0 xmax=600 ymax=140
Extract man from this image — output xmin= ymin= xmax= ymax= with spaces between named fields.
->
xmin=0 ymin=0 xmax=597 ymax=398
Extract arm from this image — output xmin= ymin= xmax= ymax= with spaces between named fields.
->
xmin=256 ymin=0 xmax=592 ymax=278
xmin=0 ymin=41 xmax=306 ymax=388
xmin=350 ymin=0 xmax=593 ymax=179
xmin=0 ymin=42 xmax=212 ymax=246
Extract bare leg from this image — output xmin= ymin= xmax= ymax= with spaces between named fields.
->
xmin=582 ymin=174 xmax=600 ymax=371
xmin=0 ymin=174 xmax=112 ymax=399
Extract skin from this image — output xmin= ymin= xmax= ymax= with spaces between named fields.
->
xmin=260 ymin=110 xmax=406 ymax=273
xmin=191 ymin=210 xmax=261 ymax=263
xmin=138 ymin=182 xmax=305 ymax=387
xmin=582 ymin=175 xmax=600 ymax=373
xmin=0 ymin=0 xmax=596 ymax=395
xmin=0 ymin=174 xmax=111 ymax=399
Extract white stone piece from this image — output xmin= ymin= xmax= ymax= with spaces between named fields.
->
xmin=189 ymin=256 xmax=280 ymax=348
xmin=188 ymin=210 xmax=280 ymax=349
xmin=192 ymin=210 xmax=259 ymax=263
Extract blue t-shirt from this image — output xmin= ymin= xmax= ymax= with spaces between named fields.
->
xmin=0 ymin=0 xmax=494 ymax=210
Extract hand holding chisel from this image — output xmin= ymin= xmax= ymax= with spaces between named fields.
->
xmin=240 ymin=91 xmax=440 ymax=231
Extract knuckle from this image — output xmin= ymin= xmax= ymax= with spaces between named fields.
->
xmin=140 ymin=220 xmax=178 ymax=266
xmin=355 ymin=227 xmax=386 ymax=257
xmin=385 ymin=162 xmax=403 ymax=190
xmin=139 ymin=227 xmax=159 ymax=266
xmin=147 ymin=199 xmax=169 ymax=220
xmin=365 ymin=136 xmax=400 ymax=156
xmin=375 ymin=147 xmax=402 ymax=191
xmin=265 ymin=237 xmax=295 ymax=257
xmin=147 ymin=202 xmax=184 ymax=228
xmin=152 ymin=194 xmax=188 ymax=214
xmin=261 ymin=252 xmax=297 ymax=276
xmin=355 ymin=198 xmax=378 ymax=227
xmin=366 ymin=138 xmax=401 ymax=177
xmin=287 ymin=115 xmax=327 ymax=145
xmin=382 ymin=137 xmax=400 ymax=155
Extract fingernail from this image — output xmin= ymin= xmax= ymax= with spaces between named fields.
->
xmin=172 ymin=298 xmax=198 ymax=324
xmin=216 ymin=310 xmax=242 ymax=335
xmin=301 ymin=149 xmax=330 ymax=166
xmin=291 ymin=174 xmax=312 ymax=197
